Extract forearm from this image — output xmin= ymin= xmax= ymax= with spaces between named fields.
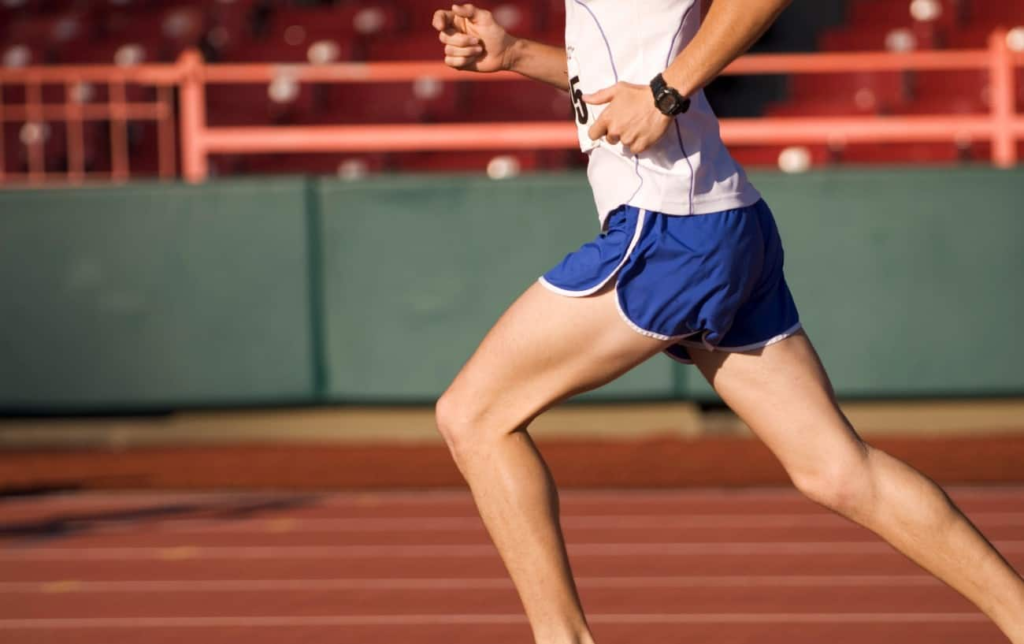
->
xmin=506 ymin=37 xmax=569 ymax=91
xmin=663 ymin=0 xmax=790 ymax=97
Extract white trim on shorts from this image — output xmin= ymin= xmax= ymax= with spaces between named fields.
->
xmin=709 ymin=322 xmax=804 ymax=353
xmin=612 ymin=292 xmax=692 ymax=342
xmin=668 ymin=321 xmax=805 ymax=365
xmin=538 ymin=209 xmax=649 ymax=298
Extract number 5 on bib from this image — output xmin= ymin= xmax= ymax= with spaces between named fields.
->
xmin=567 ymin=54 xmax=598 ymax=153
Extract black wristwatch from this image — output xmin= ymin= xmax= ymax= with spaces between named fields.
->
xmin=650 ymin=73 xmax=690 ymax=117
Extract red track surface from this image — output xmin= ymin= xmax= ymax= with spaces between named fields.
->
xmin=2 ymin=488 xmax=1021 ymax=643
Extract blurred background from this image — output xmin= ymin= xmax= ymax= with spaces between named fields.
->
xmin=0 ymin=0 xmax=1022 ymax=491
xmin=1 ymin=4 xmax=1023 ymax=643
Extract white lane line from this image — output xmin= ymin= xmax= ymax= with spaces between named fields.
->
xmin=0 ymin=575 xmax=942 ymax=593
xmin=4 ymin=541 xmax=1024 ymax=560
xmin=102 ymin=511 xmax=1024 ymax=533
xmin=9 ymin=512 xmax=1024 ymax=541
xmin=10 ymin=487 xmax=1020 ymax=509
xmin=0 ymin=613 xmax=988 ymax=629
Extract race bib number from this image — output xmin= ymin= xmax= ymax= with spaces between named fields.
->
xmin=567 ymin=52 xmax=598 ymax=153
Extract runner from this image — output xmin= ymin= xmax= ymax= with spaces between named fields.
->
xmin=431 ymin=2 xmax=1024 ymax=642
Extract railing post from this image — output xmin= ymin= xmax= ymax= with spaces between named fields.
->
xmin=989 ymin=29 xmax=1017 ymax=168
xmin=177 ymin=49 xmax=208 ymax=183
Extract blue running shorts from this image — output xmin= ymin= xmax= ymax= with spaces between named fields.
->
xmin=539 ymin=199 xmax=801 ymax=364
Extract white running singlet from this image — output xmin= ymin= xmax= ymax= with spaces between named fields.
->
xmin=564 ymin=0 xmax=762 ymax=224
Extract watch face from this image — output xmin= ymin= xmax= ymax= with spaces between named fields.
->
xmin=656 ymin=92 xmax=678 ymax=113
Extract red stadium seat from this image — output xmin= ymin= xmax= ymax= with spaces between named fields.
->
xmin=323 ymin=81 xmax=462 ymax=124
xmin=46 ymin=40 xmax=156 ymax=105
xmin=52 ymin=37 xmax=157 ymax=66
xmin=464 ymin=80 xmax=571 ymax=122
xmin=2 ymin=119 xmax=70 ymax=173
xmin=206 ymin=82 xmax=320 ymax=127
xmin=819 ymin=23 xmax=945 ymax=51
xmin=3 ymin=12 xmax=92 ymax=48
xmin=913 ymin=69 xmax=988 ymax=104
xmin=393 ymin=0 xmax=544 ymax=34
xmin=966 ymin=141 xmax=1024 ymax=163
xmin=542 ymin=0 xmax=565 ymax=32
xmin=96 ymin=5 xmax=207 ymax=60
xmin=479 ymin=1 xmax=545 ymax=34
xmin=217 ymin=152 xmax=389 ymax=177
xmin=219 ymin=39 xmax=356 ymax=63
xmin=397 ymin=0 xmax=551 ymax=33
xmin=947 ymin=25 xmax=1024 ymax=49
xmin=763 ymin=99 xmax=882 ymax=117
xmin=847 ymin=0 xmax=962 ymax=29
xmin=364 ymin=33 xmax=442 ymax=61
xmin=965 ymin=3 xmax=1024 ymax=25
xmin=390 ymin=149 xmax=545 ymax=173
xmin=729 ymin=144 xmax=832 ymax=169
xmin=1 ymin=41 xmax=47 ymax=71
xmin=267 ymin=3 xmax=401 ymax=40
xmin=391 ymin=0 xmax=450 ymax=28
xmin=2 ymin=122 xmax=26 ymax=174
xmin=790 ymin=72 xmax=909 ymax=110
xmin=890 ymin=95 xmax=987 ymax=114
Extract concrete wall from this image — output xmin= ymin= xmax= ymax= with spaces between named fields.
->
xmin=1 ymin=168 xmax=1021 ymax=411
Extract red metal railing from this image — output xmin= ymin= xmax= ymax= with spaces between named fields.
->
xmin=0 ymin=30 xmax=1020 ymax=186
xmin=0 ymin=64 xmax=180 ymax=184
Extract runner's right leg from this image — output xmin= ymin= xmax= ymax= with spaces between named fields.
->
xmin=436 ymin=282 xmax=674 ymax=644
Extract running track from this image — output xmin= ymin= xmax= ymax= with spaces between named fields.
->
xmin=2 ymin=487 xmax=1021 ymax=643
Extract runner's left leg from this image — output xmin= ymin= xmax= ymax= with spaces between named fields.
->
xmin=689 ymin=330 xmax=1024 ymax=643
xmin=436 ymin=282 xmax=673 ymax=644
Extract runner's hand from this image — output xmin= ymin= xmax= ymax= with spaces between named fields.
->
xmin=432 ymin=4 xmax=517 ymax=72
xmin=584 ymin=82 xmax=672 ymax=154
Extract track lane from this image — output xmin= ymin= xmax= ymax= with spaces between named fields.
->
xmin=0 ymin=617 xmax=1009 ymax=644
xmin=2 ymin=488 xmax=1021 ymax=644
xmin=0 ymin=583 xmax=983 ymax=619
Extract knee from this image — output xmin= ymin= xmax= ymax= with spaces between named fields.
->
xmin=435 ymin=389 xmax=487 ymax=463
xmin=790 ymin=443 xmax=876 ymax=518
xmin=435 ymin=390 xmax=465 ymax=451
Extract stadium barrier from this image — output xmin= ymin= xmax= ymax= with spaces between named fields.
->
xmin=0 ymin=31 xmax=1021 ymax=185
xmin=1 ymin=168 xmax=1023 ymax=411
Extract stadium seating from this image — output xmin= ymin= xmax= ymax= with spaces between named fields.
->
xmin=1 ymin=0 xmax=1022 ymax=175
xmin=750 ymin=0 xmax=1024 ymax=168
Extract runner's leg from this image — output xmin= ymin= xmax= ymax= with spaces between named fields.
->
xmin=436 ymin=282 xmax=673 ymax=644
xmin=689 ymin=330 xmax=1024 ymax=643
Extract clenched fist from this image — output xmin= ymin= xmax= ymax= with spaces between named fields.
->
xmin=432 ymin=4 xmax=518 ymax=73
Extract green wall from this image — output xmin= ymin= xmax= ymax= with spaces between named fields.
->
xmin=0 ymin=180 xmax=315 ymax=409
xmin=317 ymin=176 xmax=675 ymax=403
xmin=1 ymin=168 xmax=1022 ymax=411
xmin=717 ymin=170 xmax=1024 ymax=400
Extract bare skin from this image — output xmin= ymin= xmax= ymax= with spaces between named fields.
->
xmin=437 ymin=284 xmax=668 ymax=644
xmin=432 ymin=2 xmax=1024 ymax=643
xmin=439 ymin=282 xmax=1024 ymax=644
xmin=690 ymin=335 xmax=1024 ymax=642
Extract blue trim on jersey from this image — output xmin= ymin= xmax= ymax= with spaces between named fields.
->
xmin=573 ymin=0 xmax=619 ymax=82
xmin=665 ymin=2 xmax=696 ymax=66
xmin=623 ymin=157 xmax=645 ymax=220
xmin=666 ymin=2 xmax=698 ymax=216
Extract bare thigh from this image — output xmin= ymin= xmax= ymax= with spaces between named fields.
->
xmin=440 ymin=282 xmax=672 ymax=433
xmin=688 ymin=330 xmax=867 ymax=479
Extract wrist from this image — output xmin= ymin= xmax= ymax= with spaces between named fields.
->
xmin=501 ymin=36 xmax=524 ymax=72
xmin=650 ymin=73 xmax=690 ymax=117
xmin=661 ymin=67 xmax=697 ymax=99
